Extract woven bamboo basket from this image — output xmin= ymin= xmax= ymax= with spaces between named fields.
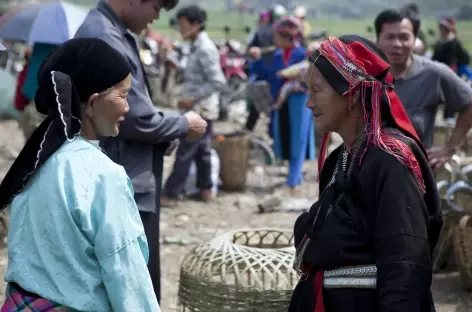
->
xmin=434 ymin=119 xmax=470 ymax=154
xmin=178 ymin=229 xmax=298 ymax=312
xmin=434 ymin=158 xmax=462 ymax=184
xmin=434 ymin=181 xmax=472 ymax=271
xmin=446 ymin=181 xmax=472 ymax=215
xmin=462 ymin=164 xmax=472 ymax=183
xmin=433 ymin=213 xmax=458 ymax=272
xmin=454 ymin=215 xmax=472 ymax=290
xmin=433 ymin=181 xmax=453 ymax=271
xmin=212 ymin=132 xmax=251 ymax=191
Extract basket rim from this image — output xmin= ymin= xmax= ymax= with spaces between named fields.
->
xmin=208 ymin=227 xmax=295 ymax=252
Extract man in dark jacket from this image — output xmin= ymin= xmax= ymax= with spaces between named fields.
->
xmin=245 ymin=4 xmax=286 ymax=131
xmin=75 ymin=0 xmax=207 ymax=302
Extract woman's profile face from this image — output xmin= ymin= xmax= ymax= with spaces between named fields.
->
xmin=86 ymin=74 xmax=132 ymax=137
xmin=274 ymin=31 xmax=291 ymax=48
xmin=438 ymin=25 xmax=449 ymax=38
xmin=305 ymin=64 xmax=351 ymax=133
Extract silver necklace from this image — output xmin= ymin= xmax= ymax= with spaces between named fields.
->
xmin=294 ymin=132 xmax=366 ymax=274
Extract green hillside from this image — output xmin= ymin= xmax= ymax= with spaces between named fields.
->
xmin=150 ymin=12 xmax=472 ymax=53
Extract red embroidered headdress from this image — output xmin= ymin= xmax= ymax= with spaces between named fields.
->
xmin=310 ymin=35 xmax=427 ymax=193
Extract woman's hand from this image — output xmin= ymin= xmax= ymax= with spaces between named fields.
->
xmin=427 ymin=145 xmax=455 ymax=169
xmin=273 ymin=100 xmax=284 ymax=110
xmin=184 ymin=111 xmax=208 ymax=141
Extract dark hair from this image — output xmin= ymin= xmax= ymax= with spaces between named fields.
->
xmin=143 ymin=0 xmax=178 ymax=10
xmin=403 ymin=3 xmax=419 ymax=14
xmin=374 ymin=9 xmax=420 ymax=39
xmin=164 ymin=0 xmax=178 ymax=10
xmin=176 ymin=5 xmax=207 ymax=31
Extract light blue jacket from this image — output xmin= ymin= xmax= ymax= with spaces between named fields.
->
xmin=5 ymin=137 xmax=160 ymax=312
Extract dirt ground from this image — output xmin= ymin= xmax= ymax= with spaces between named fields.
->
xmin=0 ymin=118 xmax=471 ymax=311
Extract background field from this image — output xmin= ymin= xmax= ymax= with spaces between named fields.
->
xmin=151 ymin=11 xmax=472 ymax=55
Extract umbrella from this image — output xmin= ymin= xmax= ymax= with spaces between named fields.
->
xmin=0 ymin=68 xmax=17 ymax=119
xmin=0 ymin=4 xmax=41 ymax=42
xmin=0 ymin=1 xmax=89 ymax=45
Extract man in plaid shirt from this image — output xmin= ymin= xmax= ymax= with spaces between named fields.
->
xmin=162 ymin=5 xmax=226 ymax=204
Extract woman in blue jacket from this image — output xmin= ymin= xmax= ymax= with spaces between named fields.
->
xmin=249 ymin=17 xmax=315 ymax=193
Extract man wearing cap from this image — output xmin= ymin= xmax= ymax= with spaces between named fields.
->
xmin=75 ymin=0 xmax=208 ymax=302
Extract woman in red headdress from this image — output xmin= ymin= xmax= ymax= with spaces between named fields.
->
xmin=289 ymin=35 xmax=442 ymax=312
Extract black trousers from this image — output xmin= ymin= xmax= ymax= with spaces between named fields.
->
xmin=139 ymin=210 xmax=161 ymax=303
xmin=245 ymin=103 xmax=260 ymax=131
xmin=443 ymin=107 xmax=455 ymax=120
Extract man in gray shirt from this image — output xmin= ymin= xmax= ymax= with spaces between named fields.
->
xmin=162 ymin=5 xmax=226 ymax=203
xmin=75 ymin=0 xmax=207 ymax=302
xmin=375 ymin=9 xmax=472 ymax=168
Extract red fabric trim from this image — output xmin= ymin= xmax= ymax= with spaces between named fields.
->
xmin=296 ymin=236 xmax=325 ymax=312
xmin=283 ymin=47 xmax=293 ymax=66
xmin=314 ymin=271 xmax=325 ymax=312
xmin=14 ymin=65 xmax=29 ymax=111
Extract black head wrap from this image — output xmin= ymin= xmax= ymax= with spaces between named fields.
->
xmin=0 ymin=38 xmax=131 ymax=210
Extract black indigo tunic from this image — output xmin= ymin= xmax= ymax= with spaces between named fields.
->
xmin=289 ymin=129 xmax=442 ymax=312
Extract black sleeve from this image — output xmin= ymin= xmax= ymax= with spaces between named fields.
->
xmin=248 ymin=32 xmax=260 ymax=48
xmin=294 ymin=212 xmax=309 ymax=248
xmin=454 ymin=39 xmax=470 ymax=66
xmin=373 ymin=154 xmax=432 ymax=312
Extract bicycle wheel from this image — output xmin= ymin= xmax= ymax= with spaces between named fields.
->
xmin=249 ymin=136 xmax=276 ymax=166
xmin=246 ymin=136 xmax=277 ymax=193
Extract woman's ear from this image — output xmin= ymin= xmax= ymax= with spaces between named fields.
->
xmin=84 ymin=93 xmax=99 ymax=118
xmin=349 ymin=90 xmax=362 ymax=114
xmin=352 ymin=90 xmax=360 ymax=104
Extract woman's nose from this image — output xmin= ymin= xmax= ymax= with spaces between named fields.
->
xmin=306 ymin=96 xmax=315 ymax=109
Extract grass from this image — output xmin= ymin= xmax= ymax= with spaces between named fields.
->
xmin=151 ymin=11 xmax=472 ymax=53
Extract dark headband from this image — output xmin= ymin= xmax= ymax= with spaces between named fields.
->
xmin=0 ymin=38 xmax=131 ymax=210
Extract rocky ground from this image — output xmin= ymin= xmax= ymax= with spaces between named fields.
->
xmin=0 ymin=118 xmax=470 ymax=311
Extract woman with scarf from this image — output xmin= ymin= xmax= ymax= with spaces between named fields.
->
xmin=249 ymin=16 xmax=315 ymax=193
xmin=433 ymin=17 xmax=472 ymax=120
xmin=0 ymin=38 xmax=160 ymax=311
xmin=289 ymin=35 xmax=442 ymax=312
xmin=433 ymin=17 xmax=471 ymax=77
